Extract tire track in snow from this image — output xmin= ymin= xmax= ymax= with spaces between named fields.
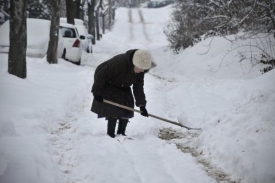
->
xmin=138 ymin=9 xmax=150 ymax=42
xmin=128 ymin=8 xmax=150 ymax=45
xmin=158 ymin=124 xmax=241 ymax=183
xmin=128 ymin=8 xmax=134 ymax=42
xmin=51 ymin=115 xmax=77 ymax=183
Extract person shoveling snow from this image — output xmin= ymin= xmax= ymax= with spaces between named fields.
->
xmin=91 ymin=49 xmax=152 ymax=138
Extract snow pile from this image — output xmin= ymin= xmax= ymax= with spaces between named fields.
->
xmin=148 ymin=32 xmax=275 ymax=183
xmin=190 ymin=69 xmax=275 ymax=183
xmin=0 ymin=19 xmax=63 ymax=58
xmin=148 ymin=33 xmax=275 ymax=183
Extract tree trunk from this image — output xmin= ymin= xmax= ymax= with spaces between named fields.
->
xmin=75 ymin=0 xmax=81 ymax=19
xmin=112 ymin=0 xmax=116 ymax=20
xmin=66 ymin=0 xmax=75 ymax=24
xmin=75 ymin=0 xmax=86 ymax=20
xmin=96 ymin=0 xmax=103 ymax=41
xmin=102 ymin=13 xmax=105 ymax=34
xmin=8 ymin=0 xmax=27 ymax=79
xmin=95 ymin=11 xmax=100 ymax=41
xmin=47 ymin=0 xmax=61 ymax=64
xmin=60 ymin=0 xmax=67 ymax=17
xmin=80 ymin=0 xmax=87 ymax=21
xmin=112 ymin=8 xmax=115 ymax=20
xmin=108 ymin=0 xmax=111 ymax=28
xmin=88 ymin=0 xmax=96 ymax=45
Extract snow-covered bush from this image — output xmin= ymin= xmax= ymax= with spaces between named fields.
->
xmin=164 ymin=0 xmax=275 ymax=72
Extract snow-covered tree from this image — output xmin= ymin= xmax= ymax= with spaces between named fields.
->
xmin=165 ymin=0 xmax=275 ymax=53
xmin=27 ymin=0 xmax=51 ymax=19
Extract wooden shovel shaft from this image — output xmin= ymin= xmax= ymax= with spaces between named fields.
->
xmin=103 ymin=99 xmax=201 ymax=130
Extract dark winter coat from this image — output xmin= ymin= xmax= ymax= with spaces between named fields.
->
xmin=91 ymin=49 xmax=147 ymax=118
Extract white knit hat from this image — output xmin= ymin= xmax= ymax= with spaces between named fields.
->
xmin=132 ymin=49 xmax=152 ymax=70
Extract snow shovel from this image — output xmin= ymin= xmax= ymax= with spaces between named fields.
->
xmin=103 ymin=99 xmax=201 ymax=130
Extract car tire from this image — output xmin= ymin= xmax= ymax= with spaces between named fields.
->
xmin=86 ymin=47 xmax=90 ymax=53
xmin=76 ymin=58 xmax=81 ymax=66
xmin=62 ymin=49 xmax=66 ymax=59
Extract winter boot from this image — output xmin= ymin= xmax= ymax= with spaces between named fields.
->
xmin=107 ymin=118 xmax=117 ymax=138
xmin=117 ymin=119 xmax=128 ymax=136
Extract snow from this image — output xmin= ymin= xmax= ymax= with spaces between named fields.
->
xmin=1 ymin=6 xmax=275 ymax=183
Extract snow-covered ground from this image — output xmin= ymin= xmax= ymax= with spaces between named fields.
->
xmin=1 ymin=6 xmax=275 ymax=183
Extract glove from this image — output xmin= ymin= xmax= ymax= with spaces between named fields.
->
xmin=140 ymin=106 xmax=148 ymax=117
xmin=94 ymin=95 xmax=103 ymax=102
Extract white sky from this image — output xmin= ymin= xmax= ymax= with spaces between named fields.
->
xmin=0 ymin=6 xmax=275 ymax=183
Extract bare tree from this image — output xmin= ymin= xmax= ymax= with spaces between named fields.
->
xmin=88 ymin=0 xmax=96 ymax=44
xmin=75 ymin=0 xmax=86 ymax=20
xmin=47 ymin=0 xmax=61 ymax=64
xmin=66 ymin=0 xmax=75 ymax=24
xmin=95 ymin=0 xmax=103 ymax=40
xmin=8 ymin=0 xmax=27 ymax=78
xmin=101 ymin=0 xmax=114 ymax=32
xmin=102 ymin=7 xmax=108 ymax=34
xmin=75 ymin=0 xmax=81 ymax=19
xmin=111 ymin=0 xmax=116 ymax=20
xmin=108 ymin=0 xmax=111 ymax=28
xmin=60 ymin=0 xmax=66 ymax=17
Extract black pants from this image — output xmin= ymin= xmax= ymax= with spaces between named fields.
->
xmin=107 ymin=118 xmax=128 ymax=137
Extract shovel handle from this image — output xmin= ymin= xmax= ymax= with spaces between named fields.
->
xmin=103 ymin=99 xmax=201 ymax=130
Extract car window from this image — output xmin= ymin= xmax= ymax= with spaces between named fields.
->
xmin=60 ymin=27 xmax=77 ymax=38
xmin=76 ymin=25 xmax=88 ymax=36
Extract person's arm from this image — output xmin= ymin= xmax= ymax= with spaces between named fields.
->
xmin=133 ymin=75 xmax=148 ymax=117
xmin=133 ymin=73 xmax=147 ymax=107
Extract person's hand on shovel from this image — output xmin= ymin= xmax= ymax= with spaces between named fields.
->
xmin=94 ymin=95 xmax=103 ymax=102
xmin=140 ymin=106 xmax=148 ymax=117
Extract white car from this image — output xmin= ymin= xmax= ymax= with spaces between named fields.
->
xmin=59 ymin=23 xmax=82 ymax=65
xmin=60 ymin=18 xmax=93 ymax=53
xmin=0 ymin=18 xmax=64 ymax=58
